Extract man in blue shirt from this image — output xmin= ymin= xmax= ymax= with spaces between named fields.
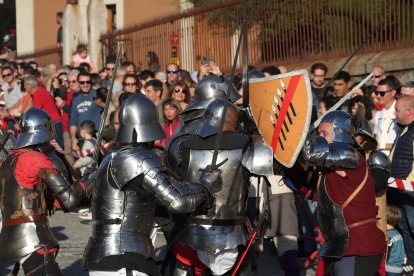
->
xmin=69 ymin=71 xmax=102 ymax=151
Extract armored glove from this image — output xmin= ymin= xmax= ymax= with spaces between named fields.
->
xmin=79 ymin=167 xmax=98 ymax=197
xmin=302 ymin=134 xmax=329 ymax=167
xmin=199 ymin=165 xmax=223 ymax=194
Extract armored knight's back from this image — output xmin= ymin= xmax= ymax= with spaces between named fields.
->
xmin=82 ymin=146 xmax=158 ymax=267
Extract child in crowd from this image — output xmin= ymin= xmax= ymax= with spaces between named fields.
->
xmin=161 ymin=98 xmax=181 ymax=147
xmin=386 ymin=205 xmax=405 ymax=276
xmin=73 ymin=120 xmax=97 ymax=177
xmin=71 ymin=44 xmax=94 ymax=72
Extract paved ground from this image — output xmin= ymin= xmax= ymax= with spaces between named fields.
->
xmin=0 ymin=209 xmax=316 ymax=275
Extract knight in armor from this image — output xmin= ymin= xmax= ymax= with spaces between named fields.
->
xmin=0 ymin=108 xmax=86 ymax=275
xmin=302 ymin=110 xmax=385 ymax=275
xmin=165 ymin=98 xmax=273 ymax=276
xmin=82 ymin=94 xmax=221 ymax=276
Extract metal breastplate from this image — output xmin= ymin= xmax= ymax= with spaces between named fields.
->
xmin=176 ymin=148 xmax=248 ymax=252
xmin=317 ymin=176 xmax=348 ymax=258
xmin=82 ymin=149 xmax=156 ymax=268
xmin=0 ymin=153 xmax=58 ymax=261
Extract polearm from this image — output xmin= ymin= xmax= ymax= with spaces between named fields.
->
xmin=210 ymin=4 xmax=247 ymax=167
xmin=310 ymin=72 xmax=374 ymax=131
xmin=92 ymin=42 xmax=123 ymax=166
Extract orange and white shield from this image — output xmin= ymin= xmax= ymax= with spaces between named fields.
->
xmin=249 ymin=70 xmax=313 ymax=168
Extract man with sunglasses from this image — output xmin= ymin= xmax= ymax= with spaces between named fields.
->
xmin=373 ymin=76 xmax=400 ymax=156
xmin=166 ymin=62 xmax=180 ymax=88
xmin=370 ymin=66 xmax=387 ymax=86
xmin=0 ymin=65 xmax=21 ymax=120
xmin=69 ymin=71 xmax=102 ymax=152
xmin=102 ymin=59 xmax=116 ymax=89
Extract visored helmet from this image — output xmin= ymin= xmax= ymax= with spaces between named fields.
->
xmin=320 ymin=110 xmax=356 ymax=144
xmin=195 ymin=98 xmax=239 ymax=138
xmin=181 ymin=75 xmax=241 ymax=114
xmin=14 ymin=108 xmax=55 ymax=149
xmin=115 ymin=94 xmax=166 ymax=144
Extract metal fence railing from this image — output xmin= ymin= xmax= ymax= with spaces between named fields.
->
xmin=19 ymin=0 xmax=414 ymax=72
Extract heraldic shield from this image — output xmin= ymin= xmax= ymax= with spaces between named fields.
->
xmin=249 ymin=70 xmax=312 ymax=168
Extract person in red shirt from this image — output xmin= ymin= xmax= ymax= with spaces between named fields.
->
xmin=302 ymin=111 xmax=385 ymax=275
xmin=0 ymin=108 xmax=86 ymax=274
xmin=23 ymin=75 xmax=64 ymax=150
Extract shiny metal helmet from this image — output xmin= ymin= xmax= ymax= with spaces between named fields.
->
xmin=320 ymin=110 xmax=356 ymax=144
xmin=14 ymin=108 xmax=55 ymax=149
xmin=367 ymin=150 xmax=390 ymax=172
xmin=181 ymin=75 xmax=241 ymax=114
xmin=114 ymin=93 xmax=166 ymax=144
xmin=355 ymin=119 xmax=378 ymax=148
xmin=195 ymin=98 xmax=239 ymax=138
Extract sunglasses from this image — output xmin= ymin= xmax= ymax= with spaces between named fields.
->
xmin=374 ymin=89 xmax=392 ymax=97
xmin=371 ymin=75 xmax=382 ymax=79
xmin=174 ymin=88 xmax=187 ymax=94
xmin=167 ymin=69 xmax=178 ymax=74
xmin=124 ymin=82 xmax=137 ymax=87
xmin=58 ymin=78 xmax=69 ymax=84
xmin=106 ymin=67 xmax=115 ymax=71
xmin=70 ymin=80 xmax=77 ymax=84
xmin=2 ymin=73 xmax=12 ymax=78
xmin=79 ymin=80 xmax=92 ymax=85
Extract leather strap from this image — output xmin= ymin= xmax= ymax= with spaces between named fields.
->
xmin=3 ymin=214 xmax=47 ymax=226
xmin=342 ymin=167 xmax=369 ymax=209
xmin=347 ymin=217 xmax=377 ymax=229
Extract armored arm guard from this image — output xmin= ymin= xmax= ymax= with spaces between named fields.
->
xmin=241 ymin=135 xmax=273 ymax=176
xmin=302 ymin=135 xmax=359 ymax=169
xmin=41 ymin=169 xmax=84 ymax=211
xmin=109 ymin=147 xmax=212 ymax=214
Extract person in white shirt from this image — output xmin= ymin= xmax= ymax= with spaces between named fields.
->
xmin=373 ymin=76 xmax=400 ymax=155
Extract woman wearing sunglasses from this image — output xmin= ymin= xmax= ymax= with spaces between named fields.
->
xmin=169 ymin=81 xmax=191 ymax=110
xmin=122 ymin=73 xmax=139 ymax=93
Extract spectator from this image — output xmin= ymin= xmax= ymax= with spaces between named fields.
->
xmin=146 ymin=51 xmax=160 ymax=73
xmin=71 ymin=44 xmax=94 ymax=72
xmin=144 ymin=79 xmax=164 ymax=125
xmin=166 ymin=62 xmax=180 ymax=88
xmin=0 ymin=65 xmax=22 ymax=120
xmin=138 ymin=69 xmax=155 ymax=94
xmin=310 ymin=63 xmax=328 ymax=109
xmin=374 ymin=76 xmax=400 ymax=155
xmin=386 ymin=205 xmax=405 ymax=276
xmin=73 ymin=120 xmax=97 ymax=176
xmin=24 ymin=75 xmax=64 ymax=149
xmin=102 ymin=57 xmax=116 ymax=89
xmin=350 ymin=83 xmax=367 ymax=98
xmin=56 ymin=70 xmax=78 ymax=166
xmin=389 ymin=95 xmax=414 ymax=273
xmin=348 ymin=95 xmax=373 ymax=120
xmin=94 ymin=87 xmax=116 ymax=142
xmin=169 ymin=81 xmax=191 ymax=110
xmin=69 ymin=71 xmax=102 ymax=151
xmin=318 ymin=95 xmax=337 ymax=115
xmin=262 ymin=65 xmax=281 ymax=77
xmin=161 ymin=98 xmax=181 ymax=147
xmin=121 ymin=61 xmax=136 ymax=75
xmin=122 ymin=73 xmax=138 ymax=93
xmin=371 ymin=66 xmax=387 ymax=86
xmin=401 ymin=81 xmax=414 ymax=96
